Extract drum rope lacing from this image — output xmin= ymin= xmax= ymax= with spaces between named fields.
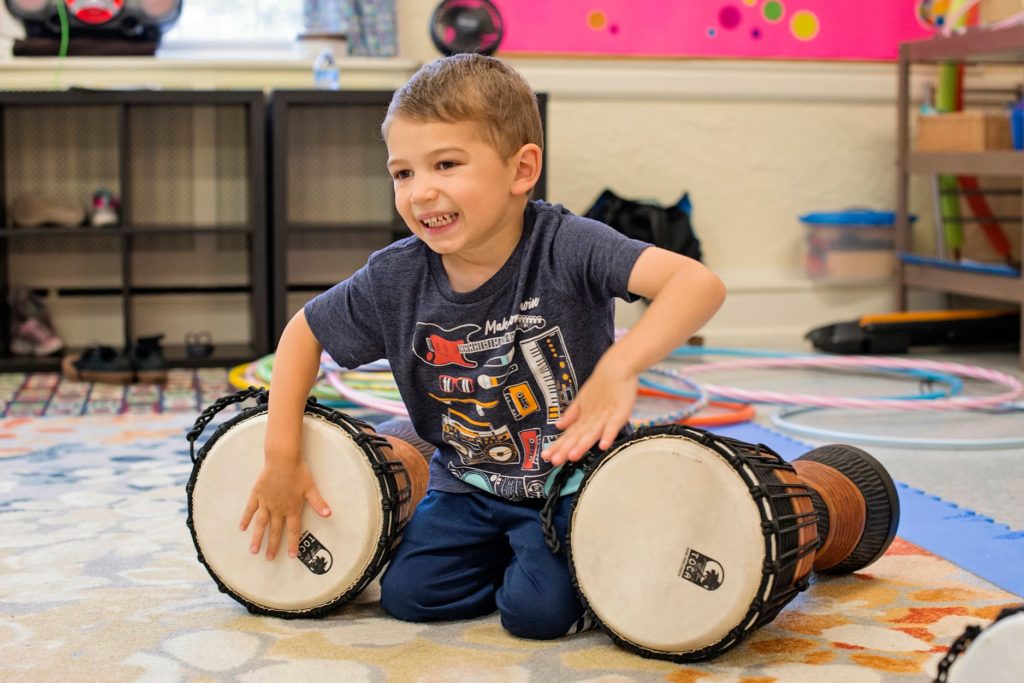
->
xmin=186 ymin=386 xmax=268 ymax=463
xmin=933 ymin=604 xmax=1024 ymax=682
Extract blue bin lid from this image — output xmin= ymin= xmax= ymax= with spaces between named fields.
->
xmin=799 ymin=209 xmax=915 ymax=226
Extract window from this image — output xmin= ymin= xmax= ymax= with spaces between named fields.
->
xmin=162 ymin=1 xmax=303 ymax=44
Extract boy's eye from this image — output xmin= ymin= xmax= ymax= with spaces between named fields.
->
xmin=437 ymin=160 xmax=458 ymax=170
xmin=392 ymin=169 xmax=411 ymax=180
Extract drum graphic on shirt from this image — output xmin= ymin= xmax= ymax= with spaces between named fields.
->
xmin=520 ymin=327 xmax=578 ymax=423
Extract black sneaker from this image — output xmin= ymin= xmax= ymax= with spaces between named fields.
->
xmin=131 ymin=335 xmax=168 ymax=383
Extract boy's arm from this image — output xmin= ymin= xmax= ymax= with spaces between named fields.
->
xmin=543 ymin=247 xmax=726 ymax=466
xmin=239 ymin=309 xmax=332 ymax=560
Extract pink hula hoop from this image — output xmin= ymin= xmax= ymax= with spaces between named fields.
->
xmin=660 ymin=355 xmax=1022 ymax=410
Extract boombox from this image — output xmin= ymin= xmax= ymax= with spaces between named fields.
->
xmin=5 ymin=0 xmax=182 ymax=41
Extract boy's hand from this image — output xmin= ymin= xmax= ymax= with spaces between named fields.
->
xmin=239 ymin=459 xmax=331 ymax=561
xmin=544 ymin=359 xmax=638 ymax=467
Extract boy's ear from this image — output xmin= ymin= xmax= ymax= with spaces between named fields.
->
xmin=510 ymin=143 xmax=542 ymax=196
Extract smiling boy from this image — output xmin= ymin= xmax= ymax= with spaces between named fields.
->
xmin=241 ymin=53 xmax=725 ymax=639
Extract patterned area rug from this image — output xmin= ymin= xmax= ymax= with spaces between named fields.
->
xmin=0 ymin=414 xmax=1020 ymax=681
xmin=0 ymin=369 xmax=234 ymax=418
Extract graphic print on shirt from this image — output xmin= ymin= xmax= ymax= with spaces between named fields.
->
xmin=519 ymin=326 xmax=578 ymax=423
xmin=477 ymin=364 xmax=519 ymax=390
xmin=428 ymin=393 xmax=499 ymax=418
xmin=516 ymin=430 xmax=548 ymax=473
xmin=446 ymin=462 xmax=548 ymax=500
xmin=441 ymin=408 xmax=521 ymax=466
xmin=503 ymin=382 xmax=539 ymax=421
xmin=438 ymin=374 xmax=475 ymax=393
xmin=412 ymin=321 xmax=537 ymax=368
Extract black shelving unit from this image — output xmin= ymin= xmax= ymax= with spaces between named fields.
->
xmin=267 ymin=89 xmax=548 ymax=344
xmin=0 ymin=90 xmax=269 ymax=371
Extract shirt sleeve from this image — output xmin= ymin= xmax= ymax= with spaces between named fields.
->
xmin=550 ymin=214 xmax=652 ymax=304
xmin=303 ymin=263 xmax=386 ymax=370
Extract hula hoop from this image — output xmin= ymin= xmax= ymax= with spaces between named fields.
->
xmin=660 ymin=346 xmax=964 ymax=400
xmin=228 ymin=362 xmax=266 ymax=391
xmin=629 ymin=373 xmax=708 ymax=428
xmin=771 ymin=404 xmax=1024 ymax=450
xmin=637 ymin=386 xmax=756 ymax=427
xmin=656 ymin=356 xmax=1021 ymax=410
xmin=324 ymin=368 xmax=409 ymax=417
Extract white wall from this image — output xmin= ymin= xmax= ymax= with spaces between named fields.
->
xmin=11 ymin=1 xmax=1007 ymax=348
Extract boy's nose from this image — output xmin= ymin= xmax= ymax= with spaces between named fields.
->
xmin=411 ymin=178 xmax=439 ymax=203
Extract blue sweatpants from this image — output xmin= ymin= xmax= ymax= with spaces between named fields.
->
xmin=379 ymin=489 xmax=588 ymax=640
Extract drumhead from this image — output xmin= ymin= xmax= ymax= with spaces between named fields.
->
xmin=190 ymin=411 xmax=384 ymax=614
xmin=570 ymin=434 xmax=767 ymax=656
xmin=947 ymin=612 xmax=1024 ymax=683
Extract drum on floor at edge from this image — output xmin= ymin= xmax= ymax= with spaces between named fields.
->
xmin=935 ymin=605 xmax=1024 ymax=683
xmin=558 ymin=424 xmax=899 ymax=662
xmin=185 ymin=389 xmax=429 ymax=618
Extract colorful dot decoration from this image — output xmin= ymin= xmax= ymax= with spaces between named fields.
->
xmin=708 ymin=2 xmax=820 ymax=44
xmin=719 ymin=5 xmax=742 ymax=30
xmin=790 ymin=9 xmax=819 ymax=41
xmin=587 ymin=10 xmax=606 ymax=30
xmin=763 ymin=1 xmax=784 ymax=22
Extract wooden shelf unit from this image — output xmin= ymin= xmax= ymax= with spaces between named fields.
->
xmin=895 ymin=28 xmax=1024 ymax=366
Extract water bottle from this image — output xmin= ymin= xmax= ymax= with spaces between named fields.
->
xmin=312 ymin=50 xmax=340 ymax=91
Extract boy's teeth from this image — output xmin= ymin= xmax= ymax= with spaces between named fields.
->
xmin=424 ymin=213 xmax=456 ymax=228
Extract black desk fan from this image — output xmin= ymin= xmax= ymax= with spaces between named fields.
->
xmin=429 ymin=0 xmax=504 ymax=55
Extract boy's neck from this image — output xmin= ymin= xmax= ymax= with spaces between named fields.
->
xmin=441 ymin=207 xmax=526 ymax=293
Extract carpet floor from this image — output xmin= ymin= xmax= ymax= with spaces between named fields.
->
xmin=1 ymin=408 xmax=1020 ymax=681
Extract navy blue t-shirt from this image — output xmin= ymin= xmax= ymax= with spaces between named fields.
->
xmin=305 ymin=201 xmax=650 ymax=501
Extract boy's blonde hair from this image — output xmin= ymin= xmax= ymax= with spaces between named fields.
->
xmin=382 ymin=53 xmax=543 ymax=159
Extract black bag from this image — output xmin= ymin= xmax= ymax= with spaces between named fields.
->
xmin=584 ymin=189 xmax=702 ymax=262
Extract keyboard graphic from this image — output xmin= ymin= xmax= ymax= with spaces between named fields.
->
xmin=520 ymin=327 xmax=578 ymax=423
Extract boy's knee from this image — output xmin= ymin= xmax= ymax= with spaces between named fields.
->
xmin=379 ymin=567 xmax=425 ymax=622
xmin=500 ymin=601 xmax=583 ymax=640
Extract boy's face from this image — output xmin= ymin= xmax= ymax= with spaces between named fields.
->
xmin=386 ymin=116 xmax=528 ymax=264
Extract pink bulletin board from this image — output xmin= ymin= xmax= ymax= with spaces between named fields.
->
xmin=492 ymin=1 xmax=936 ymax=61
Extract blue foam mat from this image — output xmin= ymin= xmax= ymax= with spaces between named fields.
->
xmin=713 ymin=422 xmax=1024 ymax=597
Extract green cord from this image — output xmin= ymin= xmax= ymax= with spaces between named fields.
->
xmin=54 ymin=0 xmax=69 ymax=87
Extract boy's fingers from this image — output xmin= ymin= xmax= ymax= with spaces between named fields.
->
xmin=266 ymin=516 xmax=284 ymax=560
xmin=286 ymin=516 xmax=302 ymax=559
xmin=555 ymin=402 xmax=580 ymax=430
xmin=306 ymin=487 xmax=331 ymax=517
xmin=239 ymin=495 xmax=258 ymax=531
xmin=249 ymin=509 xmax=268 ymax=554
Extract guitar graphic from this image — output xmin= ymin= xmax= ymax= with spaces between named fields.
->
xmin=412 ymin=322 xmax=516 ymax=368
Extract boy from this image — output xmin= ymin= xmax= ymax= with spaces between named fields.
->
xmin=241 ymin=53 xmax=725 ymax=639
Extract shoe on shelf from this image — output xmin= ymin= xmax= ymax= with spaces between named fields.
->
xmin=89 ymin=189 xmax=120 ymax=228
xmin=62 ymin=346 xmax=134 ymax=384
xmin=131 ymin=334 xmax=168 ymax=383
xmin=10 ymin=317 xmax=64 ymax=356
xmin=10 ymin=193 xmax=86 ymax=228
xmin=9 ymin=287 xmax=55 ymax=324
xmin=185 ymin=330 xmax=214 ymax=358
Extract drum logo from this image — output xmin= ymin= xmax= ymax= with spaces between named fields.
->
xmin=679 ymin=547 xmax=724 ymax=591
xmin=298 ymin=531 xmax=333 ymax=575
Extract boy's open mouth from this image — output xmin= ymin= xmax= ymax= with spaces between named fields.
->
xmin=422 ymin=213 xmax=458 ymax=229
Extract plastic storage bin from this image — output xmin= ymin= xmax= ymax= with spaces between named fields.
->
xmin=800 ymin=209 xmax=899 ymax=282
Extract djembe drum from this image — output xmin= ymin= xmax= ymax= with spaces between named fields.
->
xmin=544 ymin=425 xmax=899 ymax=661
xmin=935 ymin=605 xmax=1024 ymax=683
xmin=185 ymin=388 xmax=429 ymax=618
